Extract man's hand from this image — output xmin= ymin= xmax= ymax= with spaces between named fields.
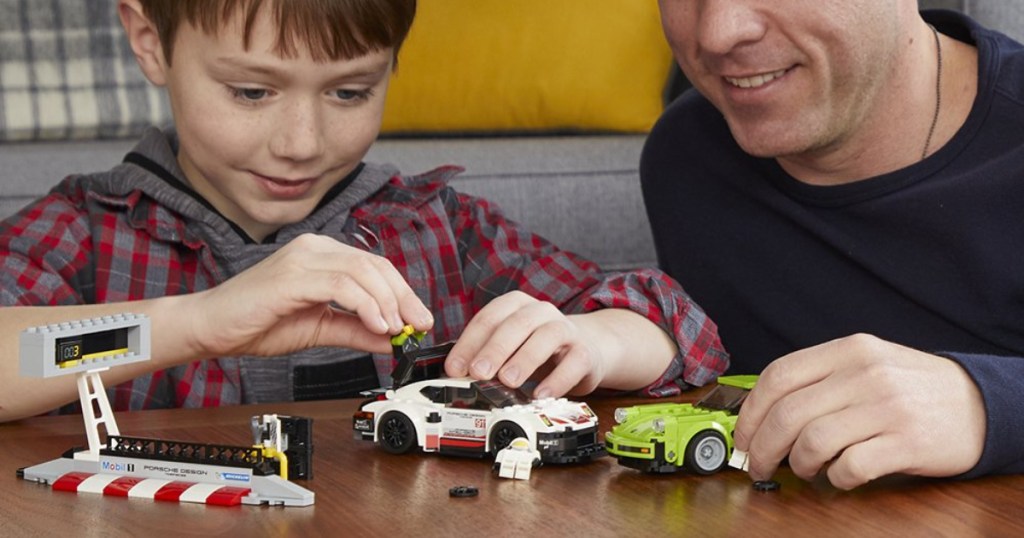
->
xmin=183 ymin=233 xmax=434 ymax=359
xmin=732 ymin=334 xmax=986 ymax=490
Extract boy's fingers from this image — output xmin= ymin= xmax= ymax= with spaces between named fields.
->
xmin=318 ymin=313 xmax=395 ymax=353
xmin=446 ymin=292 xmax=533 ymax=376
xmin=287 ymin=269 xmax=390 ymax=334
xmin=496 ymin=320 xmax=573 ymax=388
xmin=276 ymin=236 xmax=426 ymax=333
xmin=533 ymin=346 xmax=594 ymax=399
xmin=468 ymin=299 xmax=561 ymax=381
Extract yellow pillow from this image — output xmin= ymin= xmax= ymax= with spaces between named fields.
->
xmin=381 ymin=1 xmax=674 ymax=134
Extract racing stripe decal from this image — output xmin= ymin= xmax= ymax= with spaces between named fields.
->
xmin=440 ymin=438 xmax=486 ymax=449
xmin=49 ymin=472 xmax=251 ymax=506
xmin=102 ymin=476 xmax=144 ymax=496
xmin=51 ymin=471 xmax=92 ymax=492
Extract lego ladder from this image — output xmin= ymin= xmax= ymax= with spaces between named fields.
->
xmin=74 ymin=369 xmax=120 ymax=461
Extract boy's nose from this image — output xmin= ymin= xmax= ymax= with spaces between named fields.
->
xmin=269 ymin=98 xmax=325 ymax=162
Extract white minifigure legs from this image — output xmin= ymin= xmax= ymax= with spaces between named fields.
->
xmin=728 ymin=448 xmax=749 ymax=472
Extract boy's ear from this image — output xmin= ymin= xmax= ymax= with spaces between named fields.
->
xmin=118 ymin=0 xmax=169 ymax=86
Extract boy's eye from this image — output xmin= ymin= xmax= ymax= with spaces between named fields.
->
xmin=334 ymin=89 xmax=372 ymax=101
xmin=229 ymin=87 xmax=269 ymax=101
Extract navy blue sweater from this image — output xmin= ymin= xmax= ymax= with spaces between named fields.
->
xmin=641 ymin=10 xmax=1024 ymax=478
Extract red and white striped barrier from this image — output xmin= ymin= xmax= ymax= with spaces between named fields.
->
xmin=51 ymin=472 xmax=252 ymax=506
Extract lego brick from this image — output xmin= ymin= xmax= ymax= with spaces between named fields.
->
xmin=19 ymin=313 xmax=151 ymax=377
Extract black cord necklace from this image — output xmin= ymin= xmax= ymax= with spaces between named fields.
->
xmin=922 ymin=24 xmax=943 ymax=160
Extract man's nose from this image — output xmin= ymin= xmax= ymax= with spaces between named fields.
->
xmin=695 ymin=1 xmax=766 ymax=56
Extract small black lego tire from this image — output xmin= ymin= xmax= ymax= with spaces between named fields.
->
xmin=753 ymin=480 xmax=781 ymax=492
xmin=449 ymin=485 xmax=479 ymax=498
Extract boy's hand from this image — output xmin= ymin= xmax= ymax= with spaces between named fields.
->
xmin=185 ymin=234 xmax=433 ymax=358
xmin=732 ymin=334 xmax=986 ymax=490
xmin=443 ymin=291 xmax=608 ymax=398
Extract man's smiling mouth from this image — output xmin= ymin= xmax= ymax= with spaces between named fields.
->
xmin=725 ymin=68 xmax=789 ymax=89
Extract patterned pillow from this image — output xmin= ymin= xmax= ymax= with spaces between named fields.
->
xmin=0 ymin=0 xmax=171 ymax=142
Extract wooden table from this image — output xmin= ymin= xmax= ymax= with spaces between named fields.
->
xmin=1 ymin=391 xmax=1021 ymax=537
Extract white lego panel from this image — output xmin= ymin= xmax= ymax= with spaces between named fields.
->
xmin=19 ymin=313 xmax=151 ymax=378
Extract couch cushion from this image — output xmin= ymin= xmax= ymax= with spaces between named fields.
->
xmin=965 ymin=3 xmax=1024 ymax=42
xmin=366 ymin=135 xmax=656 ymax=271
xmin=0 ymin=0 xmax=171 ymax=142
xmin=380 ymin=0 xmax=674 ymax=135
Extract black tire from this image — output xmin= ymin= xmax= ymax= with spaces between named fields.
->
xmin=489 ymin=421 xmax=527 ymax=455
xmin=378 ymin=412 xmax=417 ymax=454
xmin=684 ymin=430 xmax=728 ymax=475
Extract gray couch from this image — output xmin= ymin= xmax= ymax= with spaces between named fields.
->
xmin=2 ymin=1 xmax=1021 ymax=273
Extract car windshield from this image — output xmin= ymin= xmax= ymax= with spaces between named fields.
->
xmin=695 ymin=384 xmax=750 ymax=414
xmin=475 ymin=379 xmax=532 ymax=408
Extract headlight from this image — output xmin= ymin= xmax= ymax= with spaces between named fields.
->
xmin=613 ymin=408 xmax=629 ymax=424
xmin=652 ymin=418 xmax=666 ymax=433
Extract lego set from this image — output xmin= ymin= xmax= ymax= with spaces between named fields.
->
xmin=16 ymin=314 xmax=315 ymax=507
xmin=16 ymin=317 xmax=767 ymax=509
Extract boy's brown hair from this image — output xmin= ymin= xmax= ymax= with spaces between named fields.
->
xmin=138 ymin=0 xmax=416 ymax=65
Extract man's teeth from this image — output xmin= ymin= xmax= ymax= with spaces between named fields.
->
xmin=725 ymin=69 xmax=787 ymax=89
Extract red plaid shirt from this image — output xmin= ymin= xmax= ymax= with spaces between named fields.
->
xmin=0 ymin=131 xmax=727 ymax=412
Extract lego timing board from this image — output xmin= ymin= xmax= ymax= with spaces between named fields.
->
xmin=20 ymin=313 xmax=151 ymax=377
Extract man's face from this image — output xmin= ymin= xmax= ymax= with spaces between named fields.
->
xmin=657 ymin=0 xmax=903 ymax=163
xmin=157 ymin=8 xmax=392 ymax=241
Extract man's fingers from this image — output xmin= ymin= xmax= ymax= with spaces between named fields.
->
xmin=735 ymin=335 xmax=877 ymax=450
xmin=825 ymin=435 xmax=912 ymax=490
xmin=785 ymin=405 xmax=876 ymax=481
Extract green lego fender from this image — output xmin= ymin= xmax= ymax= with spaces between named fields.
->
xmin=662 ymin=413 xmax=735 ymax=467
xmin=715 ymin=374 xmax=759 ymax=390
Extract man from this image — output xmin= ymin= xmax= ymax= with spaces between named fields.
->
xmin=643 ymin=1 xmax=1024 ymax=489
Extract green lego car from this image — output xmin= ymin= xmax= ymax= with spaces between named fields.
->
xmin=604 ymin=375 xmax=758 ymax=474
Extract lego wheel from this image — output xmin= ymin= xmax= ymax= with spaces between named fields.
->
xmin=378 ymin=411 xmax=417 ymax=454
xmin=489 ymin=421 xmax=527 ymax=455
xmin=685 ymin=430 xmax=727 ymax=475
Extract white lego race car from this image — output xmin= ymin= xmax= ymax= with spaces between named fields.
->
xmin=353 ymin=377 xmax=606 ymax=464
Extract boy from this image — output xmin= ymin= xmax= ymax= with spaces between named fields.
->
xmin=0 ymin=0 xmax=727 ymax=422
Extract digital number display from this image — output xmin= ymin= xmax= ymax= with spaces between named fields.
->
xmin=54 ymin=329 xmax=128 ymax=366
xmin=56 ymin=338 xmax=83 ymax=364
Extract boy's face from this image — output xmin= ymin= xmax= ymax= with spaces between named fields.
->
xmin=150 ymin=7 xmax=392 ymax=241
